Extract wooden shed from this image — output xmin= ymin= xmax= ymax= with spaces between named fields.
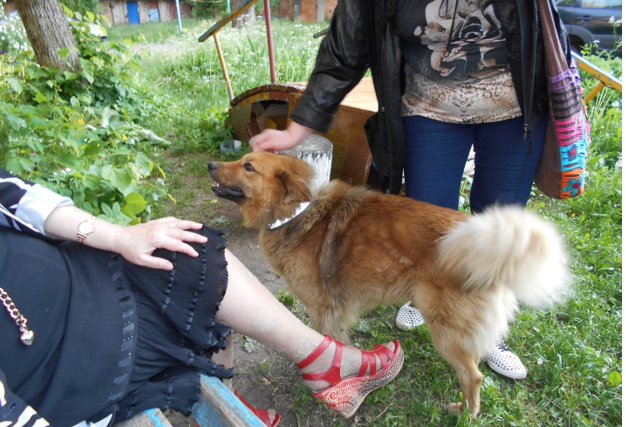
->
xmin=278 ymin=0 xmax=337 ymax=22
xmin=100 ymin=1 xmax=192 ymax=25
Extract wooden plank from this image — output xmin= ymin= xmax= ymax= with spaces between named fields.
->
xmin=113 ymin=376 xmax=264 ymax=427
xmin=157 ymin=1 xmax=171 ymax=22
xmin=198 ymin=0 xmax=259 ymax=42
xmin=115 ymin=409 xmax=173 ymax=427
xmin=138 ymin=1 xmax=150 ymax=23
xmin=340 ymin=77 xmax=378 ymax=113
xmin=100 ymin=2 xmax=114 ymax=23
xmin=191 ymin=375 xmax=266 ymax=427
xmin=111 ymin=1 xmax=128 ymax=25
xmin=573 ymin=51 xmax=622 ymax=93
xmin=289 ymin=78 xmax=377 ymax=112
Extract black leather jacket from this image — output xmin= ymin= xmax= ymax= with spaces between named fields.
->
xmin=290 ymin=0 xmax=571 ymax=194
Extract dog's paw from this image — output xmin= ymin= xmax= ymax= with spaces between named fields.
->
xmin=447 ymin=401 xmax=465 ymax=415
xmin=448 ymin=401 xmax=481 ymax=418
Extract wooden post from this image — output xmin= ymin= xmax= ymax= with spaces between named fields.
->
xmin=192 ymin=375 xmax=266 ymax=427
xmin=214 ymin=33 xmax=234 ymax=100
xmin=263 ymin=0 xmax=276 ymax=83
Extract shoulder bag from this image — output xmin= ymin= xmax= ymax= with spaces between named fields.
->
xmin=534 ymin=0 xmax=590 ymax=199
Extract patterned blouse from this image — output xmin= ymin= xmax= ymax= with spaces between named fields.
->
xmin=395 ymin=0 xmax=522 ymax=124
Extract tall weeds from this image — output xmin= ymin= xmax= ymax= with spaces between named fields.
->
xmin=135 ymin=19 xmax=326 ymax=153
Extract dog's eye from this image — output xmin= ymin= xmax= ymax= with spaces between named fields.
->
xmin=243 ymin=162 xmax=255 ymax=172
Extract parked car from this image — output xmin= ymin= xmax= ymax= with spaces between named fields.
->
xmin=556 ymin=0 xmax=622 ymax=54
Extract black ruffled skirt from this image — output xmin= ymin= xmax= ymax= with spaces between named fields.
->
xmin=0 ymin=226 xmax=232 ymax=426
xmin=115 ymin=226 xmax=233 ymax=422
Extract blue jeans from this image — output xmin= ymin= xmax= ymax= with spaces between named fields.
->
xmin=402 ymin=115 xmax=548 ymax=213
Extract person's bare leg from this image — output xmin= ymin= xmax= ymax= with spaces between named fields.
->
xmin=212 ymin=333 xmax=279 ymax=423
xmin=217 ymin=249 xmax=396 ymax=392
xmin=211 ymin=333 xmax=234 ymax=390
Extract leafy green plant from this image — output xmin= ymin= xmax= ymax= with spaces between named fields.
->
xmin=60 ymin=0 xmax=100 ymax=16
xmin=188 ymin=0 xmax=281 ymax=19
xmin=0 ymin=11 xmax=170 ymax=225
xmin=188 ymin=0 xmax=228 ymax=19
xmin=579 ymin=47 xmax=622 ymax=109
xmin=255 ymin=0 xmax=281 ymax=16
xmin=276 ymin=288 xmax=297 ymax=308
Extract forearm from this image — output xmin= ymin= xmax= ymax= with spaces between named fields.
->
xmin=44 ymin=205 xmax=123 ymax=251
xmin=285 ymin=121 xmax=315 ymax=145
xmin=44 ymin=206 xmax=209 ymax=270
xmin=2 ymin=168 xmax=206 ymax=270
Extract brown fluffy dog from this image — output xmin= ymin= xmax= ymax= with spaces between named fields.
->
xmin=208 ymin=151 xmax=568 ymax=417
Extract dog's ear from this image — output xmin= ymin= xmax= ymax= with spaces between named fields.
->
xmin=276 ymin=168 xmax=313 ymax=205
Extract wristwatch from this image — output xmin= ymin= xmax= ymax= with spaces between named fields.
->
xmin=77 ymin=216 xmax=95 ymax=243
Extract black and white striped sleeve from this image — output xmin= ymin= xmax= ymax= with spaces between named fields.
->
xmin=0 ymin=169 xmax=73 ymax=237
xmin=0 ymin=368 xmax=51 ymax=427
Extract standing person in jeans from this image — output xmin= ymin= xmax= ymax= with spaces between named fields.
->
xmin=251 ymin=0 xmax=571 ymax=380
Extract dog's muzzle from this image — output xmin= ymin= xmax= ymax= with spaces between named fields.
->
xmin=211 ymin=182 xmax=245 ymax=201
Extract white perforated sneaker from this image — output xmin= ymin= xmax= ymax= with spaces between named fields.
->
xmin=395 ymin=302 xmax=425 ymax=331
xmin=486 ymin=341 xmax=528 ymax=380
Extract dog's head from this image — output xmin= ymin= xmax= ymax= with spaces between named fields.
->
xmin=208 ymin=151 xmax=314 ymax=229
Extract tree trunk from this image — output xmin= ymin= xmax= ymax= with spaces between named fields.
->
xmin=232 ymin=0 xmax=256 ymax=29
xmin=14 ymin=0 xmax=81 ymax=71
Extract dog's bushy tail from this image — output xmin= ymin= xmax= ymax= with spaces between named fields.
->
xmin=437 ymin=206 xmax=569 ymax=307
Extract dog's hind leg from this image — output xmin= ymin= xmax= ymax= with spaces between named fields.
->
xmin=447 ymin=351 xmax=483 ymax=418
xmin=429 ymin=327 xmax=483 ymax=417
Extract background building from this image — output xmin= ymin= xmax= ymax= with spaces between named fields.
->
xmin=100 ymin=1 xmax=193 ymax=25
xmin=278 ymin=0 xmax=337 ymax=22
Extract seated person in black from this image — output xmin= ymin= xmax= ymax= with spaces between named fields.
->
xmin=0 ymin=168 xmax=404 ymax=427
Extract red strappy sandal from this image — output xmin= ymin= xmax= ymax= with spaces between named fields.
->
xmin=234 ymin=390 xmax=281 ymax=427
xmin=296 ymin=335 xmax=404 ymax=418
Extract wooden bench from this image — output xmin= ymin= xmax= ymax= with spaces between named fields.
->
xmin=115 ymin=375 xmax=266 ymax=427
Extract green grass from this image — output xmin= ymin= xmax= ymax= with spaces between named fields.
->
xmin=105 ymin=18 xmax=206 ymax=43
xmin=125 ymin=20 xmax=621 ymax=426
xmin=128 ymin=18 xmax=327 ymax=154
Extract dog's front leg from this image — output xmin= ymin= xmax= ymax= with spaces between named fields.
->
xmin=306 ymin=304 xmax=352 ymax=344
